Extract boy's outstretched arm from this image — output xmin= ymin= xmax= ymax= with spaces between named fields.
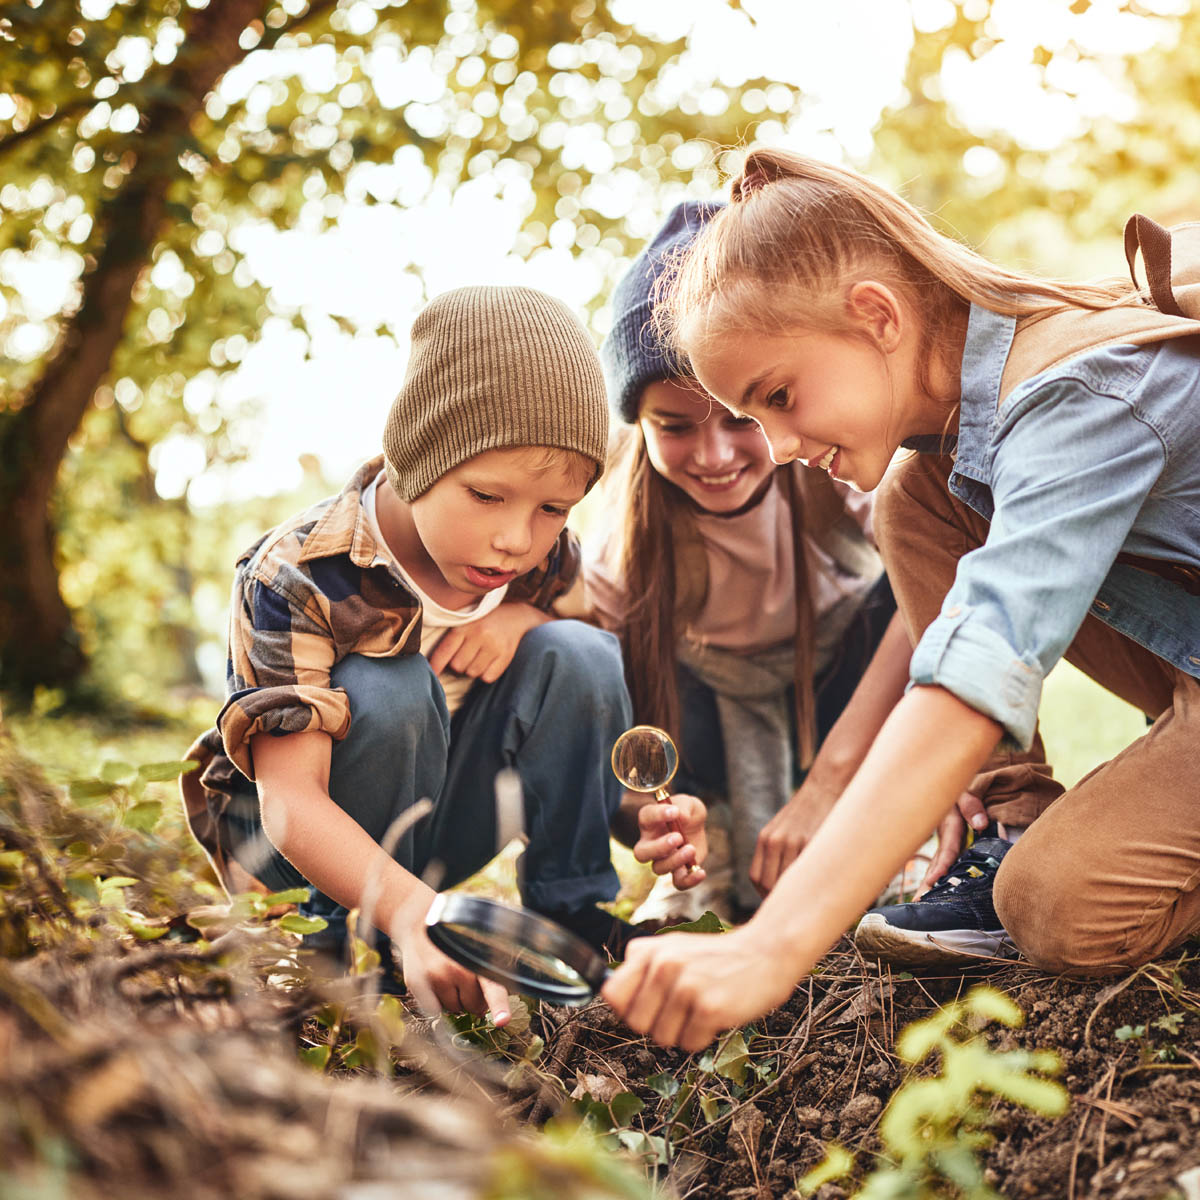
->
xmin=602 ymin=685 xmax=1002 ymax=1051
xmin=251 ymin=729 xmax=512 ymax=1025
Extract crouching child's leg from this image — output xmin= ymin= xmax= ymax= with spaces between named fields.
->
xmin=429 ymin=618 xmax=638 ymax=956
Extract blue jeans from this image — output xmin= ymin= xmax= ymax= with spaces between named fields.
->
xmin=227 ymin=620 xmax=632 ymax=938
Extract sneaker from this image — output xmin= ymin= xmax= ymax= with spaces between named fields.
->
xmin=853 ymin=836 xmax=1015 ymax=967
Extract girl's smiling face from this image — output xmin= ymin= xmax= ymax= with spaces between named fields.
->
xmin=638 ymin=378 xmax=776 ymax=512
xmin=690 ymin=326 xmax=899 ymax=493
xmin=685 ymin=281 xmax=956 ymax=494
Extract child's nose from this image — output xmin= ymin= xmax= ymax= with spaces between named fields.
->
xmin=492 ymin=519 xmax=533 ymax=558
xmin=765 ymin=431 xmax=802 ymax=466
xmin=693 ymin=426 xmax=737 ymax=469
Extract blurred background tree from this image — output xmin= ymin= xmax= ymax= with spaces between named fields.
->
xmin=0 ymin=0 xmax=1192 ymax=705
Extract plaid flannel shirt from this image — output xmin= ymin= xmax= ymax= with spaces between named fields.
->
xmin=181 ymin=455 xmax=581 ymax=890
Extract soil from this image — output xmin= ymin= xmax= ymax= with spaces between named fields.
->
xmin=514 ymin=937 xmax=1200 ymax=1200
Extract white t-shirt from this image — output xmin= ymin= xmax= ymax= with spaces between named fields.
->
xmin=362 ymin=471 xmax=508 ymax=716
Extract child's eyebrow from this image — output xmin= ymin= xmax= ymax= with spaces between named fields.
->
xmin=741 ymin=371 xmax=769 ymax=409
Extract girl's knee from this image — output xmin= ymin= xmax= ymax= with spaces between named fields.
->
xmin=994 ymin=846 xmax=1154 ymax=975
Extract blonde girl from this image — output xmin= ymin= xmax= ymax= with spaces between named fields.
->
xmin=603 ymin=149 xmax=1200 ymax=1050
xmin=585 ymin=201 xmax=909 ymax=916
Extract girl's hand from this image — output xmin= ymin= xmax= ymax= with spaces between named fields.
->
xmin=750 ymin=777 xmax=841 ymax=897
xmin=428 ymin=603 xmax=549 ymax=683
xmin=916 ymin=791 xmax=989 ymax=895
xmin=601 ymin=926 xmax=796 ymax=1051
xmin=633 ymin=794 xmax=708 ymax=889
xmin=393 ymin=919 xmax=512 ymax=1026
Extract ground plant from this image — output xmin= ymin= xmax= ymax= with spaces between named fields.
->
xmin=3 ymin=705 xmax=1199 ymax=1199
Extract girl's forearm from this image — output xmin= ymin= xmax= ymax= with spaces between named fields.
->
xmin=749 ymin=685 xmax=1003 ymax=973
xmin=805 ymin=611 xmax=912 ymax=788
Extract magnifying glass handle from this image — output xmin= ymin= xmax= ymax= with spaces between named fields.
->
xmin=655 ymin=787 xmax=700 ymax=875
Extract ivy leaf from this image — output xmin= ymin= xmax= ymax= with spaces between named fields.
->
xmin=713 ymin=1030 xmax=750 ymax=1086
xmin=645 ymin=1071 xmax=680 ymax=1099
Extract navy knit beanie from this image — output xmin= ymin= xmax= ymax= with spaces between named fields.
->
xmin=601 ymin=199 xmax=724 ymax=425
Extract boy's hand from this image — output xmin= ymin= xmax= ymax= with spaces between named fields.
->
xmin=428 ymin=602 xmax=550 ymax=683
xmin=393 ymin=920 xmax=512 ymax=1026
xmin=633 ymin=794 xmax=708 ymax=889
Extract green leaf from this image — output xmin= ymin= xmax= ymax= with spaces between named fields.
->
xmin=375 ymin=994 xmax=406 ymax=1043
xmin=609 ymin=1092 xmax=644 ymax=1127
xmin=65 ymin=873 xmax=100 ymax=904
xmin=796 ymin=1143 xmax=855 ymax=1196
xmin=300 ymin=1044 xmax=331 ymax=1070
xmin=127 ymin=921 xmax=170 ymax=940
xmin=69 ymin=779 xmax=115 ymax=805
xmin=645 ymin=1071 xmax=679 ymax=1099
xmin=99 ymin=760 xmax=136 ymax=785
xmin=263 ymin=887 xmax=311 ymax=906
xmin=658 ymin=909 xmax=728 ymax=935
xmin=699 ymin=1094 xmax=722 ymax=1123
xmin=123 ymin=800 xmax=163 ymax=832
xmin=278 ymin=913 xmax=328 ymax=935
xmin=713 ymin=1030 xmax=750 ymax=1086
xmin=137 ymin=760 xmax=199 ymax=782
xmin=1115 ymin=1024 xmax=1145 ymax=1041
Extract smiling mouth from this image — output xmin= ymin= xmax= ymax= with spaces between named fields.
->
xmin=807 ymin=446 xmax=838 ymax=472
xmin=691 ymin=466 xmax=746 ymax=487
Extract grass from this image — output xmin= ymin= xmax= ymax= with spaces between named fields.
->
xmin=0 ymin=657 xmax=1148 ymax=914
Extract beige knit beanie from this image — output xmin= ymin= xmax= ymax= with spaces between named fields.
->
xmin=383 ymin=285 xmax=609 ymax=501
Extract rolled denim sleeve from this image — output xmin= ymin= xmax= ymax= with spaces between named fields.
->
xmin=911 ymin=370 xmax=1167 ymax=748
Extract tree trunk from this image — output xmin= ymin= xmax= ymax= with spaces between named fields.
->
xmin=0 ymin=0 xmax=264 ymax=694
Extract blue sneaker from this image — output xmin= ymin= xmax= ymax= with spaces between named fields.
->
xmin=854 ymin=837 xmax=1015 ymax=967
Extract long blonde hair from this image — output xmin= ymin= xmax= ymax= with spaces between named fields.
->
xmin=657 ymin=148 xmax=1140 ymax=381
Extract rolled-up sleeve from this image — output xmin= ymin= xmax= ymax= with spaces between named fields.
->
xmin=218 ymin=570 xmax=352 ymax=780
xmin=910 ymin=373 xmax=1166 ymax=748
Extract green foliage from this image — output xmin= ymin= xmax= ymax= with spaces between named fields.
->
xmin=1 ymin=0 xmax=809 ymax=694
xmin=797 ymin=986 xmax=1069 ymax=1200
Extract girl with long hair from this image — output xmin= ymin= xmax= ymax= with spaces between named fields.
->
xmin=585 ymin=201 xmax=908 ymax=918
xmin=603 ymin=150 xmax=1200 ymax=1050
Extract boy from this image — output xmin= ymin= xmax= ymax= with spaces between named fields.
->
xmin=182 ymin=285 xmax=657 ymax=1025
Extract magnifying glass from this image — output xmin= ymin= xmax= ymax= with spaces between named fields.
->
xmin=425 ymin=892 xmax=609 ymax=1006
xmin=611 ymin=724 xmax=698 ymax=875
xmin=423 ymin=725 xmax=694 ymax=1005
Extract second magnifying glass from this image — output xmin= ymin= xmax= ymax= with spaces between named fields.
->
xmin=611 ymin=724 xmax=699 ymax=876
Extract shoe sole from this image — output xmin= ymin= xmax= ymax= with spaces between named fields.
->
xmin=854 ymin=913 xmax=1017 ymax=968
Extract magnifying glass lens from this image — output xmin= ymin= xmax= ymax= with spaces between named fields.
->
xmin=425 ymin=894 xmax=608 ymax=1006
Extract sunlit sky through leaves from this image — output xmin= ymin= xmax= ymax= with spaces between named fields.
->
xmin=6 ymin=0 xmax=1187 ymax=506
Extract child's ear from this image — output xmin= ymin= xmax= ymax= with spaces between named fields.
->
xmin=845 ymin=281 xmax=903 ymax=352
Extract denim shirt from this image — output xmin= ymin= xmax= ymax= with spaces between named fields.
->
xmin=907 ymin=304 xmax=1200 ymax=749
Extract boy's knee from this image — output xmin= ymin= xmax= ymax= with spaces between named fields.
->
xmin=517 ymin=619 xmax=625 ymax=686
xmin=994 ymin=845 xmax=1150 ymax=975
xmin=332 ymin=653 xmax=446 ymax=743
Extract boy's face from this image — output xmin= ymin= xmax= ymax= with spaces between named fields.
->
xmin=409 ymin=447 xmax=587 ymax=601
xmin=638 ymin=378 xmax=775 ymax=513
